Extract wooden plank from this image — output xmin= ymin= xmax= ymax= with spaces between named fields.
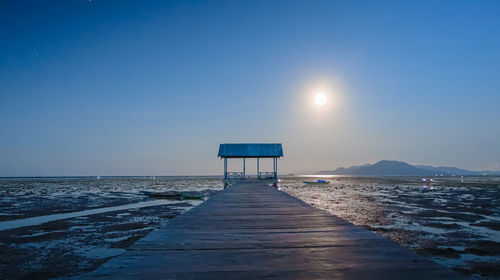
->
xmin=73 ymin=181 xmax=463 ymax=279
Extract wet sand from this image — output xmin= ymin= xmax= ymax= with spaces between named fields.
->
xmin=0 ymin=177 xmax=222 ymax=279
xmin=280 ymin=176 xmax=500 ymax=279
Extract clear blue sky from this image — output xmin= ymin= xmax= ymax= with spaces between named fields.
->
xmin=1 ymin=0 xmax=499 ymax=176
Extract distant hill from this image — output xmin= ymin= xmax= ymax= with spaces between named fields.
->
xmin=414 ymin=165 xmax=481 ymax=176
xmin=315 ymin=160 xmax=499 ymax=176
xmin=417 ymin=165 xmax=500 ymax=176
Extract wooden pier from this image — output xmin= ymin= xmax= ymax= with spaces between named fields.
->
xmin=76 ymin=181 xmax=462 ymax=279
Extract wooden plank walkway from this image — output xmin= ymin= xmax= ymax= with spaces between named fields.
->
xmin=75 ymin=181 xmax=463 ymax=279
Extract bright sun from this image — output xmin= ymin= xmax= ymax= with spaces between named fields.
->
xmin=314 ymin=92 xmax=327 ymax=106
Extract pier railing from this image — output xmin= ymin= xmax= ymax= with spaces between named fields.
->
xmin=225 ymin=172 xmax=277 ymax=180
xmin=226 ymin=172 xmax=244 ymax=179
xmin=258 ymin=172 xmax=276 ymax=179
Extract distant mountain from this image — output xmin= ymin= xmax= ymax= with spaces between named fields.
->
xmin=315 ymin=160 xmax=498 ymax=176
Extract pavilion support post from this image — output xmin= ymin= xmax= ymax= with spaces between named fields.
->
xmin=223 ymin=157 xmax=228 ymax=188
xmin=243 ymin=158 xmax=246 ymax=179
xmin=257 ymin=158 xmax=260 ymax=179
xmin=224 ymin=158 xmax=227 ymax=179
xmin=273 ymin=158 xmax=276 ymax=179
xmin=276 ymin=157 xmax=278 ymax=179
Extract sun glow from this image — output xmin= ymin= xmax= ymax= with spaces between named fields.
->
xmin=314 ymin=92 xmax=327 ymax=106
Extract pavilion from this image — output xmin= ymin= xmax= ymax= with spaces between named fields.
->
xmin=218 ymin=143 xmax=283 ymax=187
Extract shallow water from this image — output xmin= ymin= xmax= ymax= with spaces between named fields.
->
xmin=0 ymin=199 xmax=202 ymax=231
xmin=0 ymin=176 xmax=499 ymax=279
xmin=0 ymin=176 xmax=221 ymax=221
xmin=0 ymin=176 xmax=222 ymax=279
xmin=280 ymin=175 xmax=500 ymax=279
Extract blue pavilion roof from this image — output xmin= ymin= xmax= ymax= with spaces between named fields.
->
xmin=218 ymin=143 xmax=283 ymax=158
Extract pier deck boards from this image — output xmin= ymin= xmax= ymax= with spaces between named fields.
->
xmin=76 ymin=181 xmax=461 ymax=279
